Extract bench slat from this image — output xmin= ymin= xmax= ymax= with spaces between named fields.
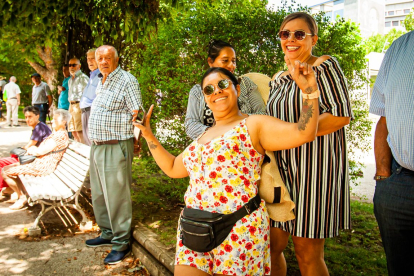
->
xmin=60 ymin=153 xmax=89 ymax=172
xmin=20 ymin=175 xmax=37 ymax=200
xmin=36 ymin=175 xmax=64 ymax=200
xmin=65 ymin=149 xmax=90 ymax=167
xmin=68 ymin=142 xmax=91 ymax=160
xmin=54 ymin=168 xmax=83 ymax=191
xmin=56 ymin=161 xmax=86 ymax=182
xmin=59 ymin=156 xmax=88 ymax=176
xmin=47 ymin=174 xmax=74 ymax=200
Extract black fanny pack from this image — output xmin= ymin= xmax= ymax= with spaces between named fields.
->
xmin=180 ymin=193 xmax=261 ymax=253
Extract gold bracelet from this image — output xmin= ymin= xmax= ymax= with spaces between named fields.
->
xmin=302 ymin=89 xmax=320 ymax=99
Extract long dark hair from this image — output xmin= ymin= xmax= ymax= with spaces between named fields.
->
xmin=207 ymin=39 xmax=234 ymax=62
xmin=201 ymin=67 xmax=239 ymax=88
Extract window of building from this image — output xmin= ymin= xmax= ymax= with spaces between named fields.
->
xmin=388 ymin=11 xmax=394 ymax=16
xmin=392 ymin=21 xmax=399 ymax=26
xmin=385 ymin=21 xmax=391 ymax=27
xmin=404 ymin=9 xmax=411 ymax=14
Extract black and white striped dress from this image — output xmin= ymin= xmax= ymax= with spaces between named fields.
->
xmin=267 ymin=57 xmax=353 ymax=238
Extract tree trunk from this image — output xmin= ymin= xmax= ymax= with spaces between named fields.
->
xmin=27 ymin=46 xmax=58 ymax=109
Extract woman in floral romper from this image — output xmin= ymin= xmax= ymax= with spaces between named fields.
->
xmin=134 ymin=65 xmax=320 ymax=276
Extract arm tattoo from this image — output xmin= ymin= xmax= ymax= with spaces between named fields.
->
xmin=305 ymin=87 xmax=313 ymax=94
xmin=148 ymin=141 xmax=158 ymax=150
xmin=298 ymin=100 xmax=314 ymax=131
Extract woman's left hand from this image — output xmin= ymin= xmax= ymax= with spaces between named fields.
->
xmin=132 ymin=104 xmax=155 ymax=139
xmin=285 ymin=55 xmax=318 ymax=93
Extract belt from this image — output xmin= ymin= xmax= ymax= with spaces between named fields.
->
xmin=92 ymin=140 xmax=118 ymax=145
xmin=9 ymin=97 xmax=17 ymax=100
xmin=70 ymin=101 xmax=80 ymax=104
xmin=81 ymin=107 xmax=91 ymax=113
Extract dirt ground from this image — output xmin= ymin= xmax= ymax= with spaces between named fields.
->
xmin=0 ymin=119 xmax=149 ymax=276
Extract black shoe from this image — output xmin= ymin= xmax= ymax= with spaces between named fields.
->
xmin=104 ymin=246 xmax=131 ymax=265
xmin=85 ymin=236 xmax=112 ymax=247
xmin=13 ymin=125 xmax=21 ymax=127
xmin=8 ymin=124 xmax=11 ymax=127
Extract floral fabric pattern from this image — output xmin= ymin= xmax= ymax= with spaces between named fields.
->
xmin=176 ymin=118 xmax=271 ymax=275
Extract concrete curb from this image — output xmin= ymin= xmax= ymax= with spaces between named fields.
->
xmin=132 ymin=222 xmax=175 ymax=274
xmin=132 ymin=241 xmax=173 ymax=276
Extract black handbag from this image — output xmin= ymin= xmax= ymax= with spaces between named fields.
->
xmin=10 ymin=147 xmax=27 ymax=157
xmin=180 ymin=193 xmax=261 ymax=253
xmin=17 ymin=147 xmax=68 ymax=165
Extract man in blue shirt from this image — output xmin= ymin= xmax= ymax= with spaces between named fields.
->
xmin=370 ymin=31 xmax=414 ymax=276
xmin=57 ymin=65 xmax=70 ymax=110
xmin=79 ymin=48 xmax=100 ymax=146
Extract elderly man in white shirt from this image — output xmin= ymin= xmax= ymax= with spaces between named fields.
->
xmin=4 ymin=76 xmax=21 ymax=127
xmin=68 ymin=57 xmax=89 ymax=143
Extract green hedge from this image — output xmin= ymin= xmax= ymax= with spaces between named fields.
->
xmin=130 ymin=1 xmax=371 ymax=202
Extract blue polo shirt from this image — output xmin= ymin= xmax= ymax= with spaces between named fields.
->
xmin=58 ymin=76 xmax=70 ymax=110
xmin=31 ymin=121 xmax=52 ymax=146
xmin=80 ymin=69 xmax=100 ymax=109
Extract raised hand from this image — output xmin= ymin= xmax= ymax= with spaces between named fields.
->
xmin=285 ymin=55 xmax=318 ymax=94
xmin=132 ymin=104 xmax=154 ymax=139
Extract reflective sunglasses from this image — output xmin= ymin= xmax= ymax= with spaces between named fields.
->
xmin=68 ymin=63 xmax=79 ymax=67
xmin=278 ymin=30 xmax=313 ymax=41
xmin=203 ymin=79 xmax=232 ymax=96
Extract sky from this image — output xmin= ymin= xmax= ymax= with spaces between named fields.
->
xmin=267 ymin=0 xmax=324 ymax=9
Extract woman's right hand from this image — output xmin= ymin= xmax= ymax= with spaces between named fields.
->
xmin=132 ymin=104 xmax=155 ymax=139
xmin=285 ymin=55 xmax=318 ymax=94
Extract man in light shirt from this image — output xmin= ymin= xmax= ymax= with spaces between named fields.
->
xmin=4 ymin=76 xmax=21 ymax=127
xmin=31 ymin=73 xmax=52 ymax=124
xmin=79 ymin=49 xmax=100 ymax=146
xmin=370 ymin=30 xmax=414 ymax=276
xmin=68 ymin=57 xmax=89 ymax=143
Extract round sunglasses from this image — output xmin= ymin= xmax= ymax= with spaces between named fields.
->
xmin=203 ymin=79 xmax=232 ymax=96
xmin=278 ymin=30 xmax=313 ymax=41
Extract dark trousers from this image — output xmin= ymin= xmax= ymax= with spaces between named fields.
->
xmin=34 ymin=103 xmax=49 ymax=123
xmin=374 ymin=157 xmax=414 ymax=276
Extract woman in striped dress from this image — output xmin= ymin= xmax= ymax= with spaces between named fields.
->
xmin=267 ymin=12 xmax=353 ymax=275
xmin=185 ymin=39 xmax=266 ymax=140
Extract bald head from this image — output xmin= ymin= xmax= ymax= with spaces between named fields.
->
xmin=96 ymin=45 xmax=119 ymax=77
xmin=10 ymin=76 xmax=17 ymax=82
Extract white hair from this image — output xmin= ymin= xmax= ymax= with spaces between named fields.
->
xmin=10 ymin=76 xmax=17 ymax=82
xmin=54 ymin=109 xmax=72 ymax=123
xmin=96 ymin=45 xmax=118 ymax=58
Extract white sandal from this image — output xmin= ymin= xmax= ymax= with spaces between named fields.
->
xmin=9 ymin=198 xmax=28 ymax=210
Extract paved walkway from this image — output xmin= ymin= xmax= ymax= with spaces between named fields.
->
xmin=0 ymin=120 xmax=136 ymax=275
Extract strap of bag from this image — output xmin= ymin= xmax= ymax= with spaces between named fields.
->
xmin=223 ymin=193 xmax=262 ymax=224
xmin=46 ymin=147 xmax=67 ymax=155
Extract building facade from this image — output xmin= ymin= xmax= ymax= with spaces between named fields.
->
xmin=384 ymin=0 xmax=414 ymax=33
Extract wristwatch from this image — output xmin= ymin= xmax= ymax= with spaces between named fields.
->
xmin=373 ymin=175 xmax=388 ymax=180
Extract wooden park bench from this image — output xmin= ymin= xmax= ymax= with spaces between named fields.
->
xmin=18 ymin=141 xmax=93 ymax=236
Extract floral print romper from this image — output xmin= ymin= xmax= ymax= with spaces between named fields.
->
xmin=176 ymin=119 xmax=271 ymax=275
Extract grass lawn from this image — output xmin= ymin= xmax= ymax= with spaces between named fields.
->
xmin=131 ymin=159 xmax=387 ymax=275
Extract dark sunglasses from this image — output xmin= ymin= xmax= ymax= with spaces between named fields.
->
xmin=203 ymin=79 xmax=231 ymax=96
xmin=278 ymin=30 xmax=312 ymax=41
xmin=68 ymin=63 xmax=79 ymax=67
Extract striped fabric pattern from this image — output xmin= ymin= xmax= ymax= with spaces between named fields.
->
xmin=185 ymin=76 xmax=266 ymax=140
xmin=267 ymin=57 xmax=353 ymax=238
xmin=370 ymin=31 xmax=414 ymax=171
